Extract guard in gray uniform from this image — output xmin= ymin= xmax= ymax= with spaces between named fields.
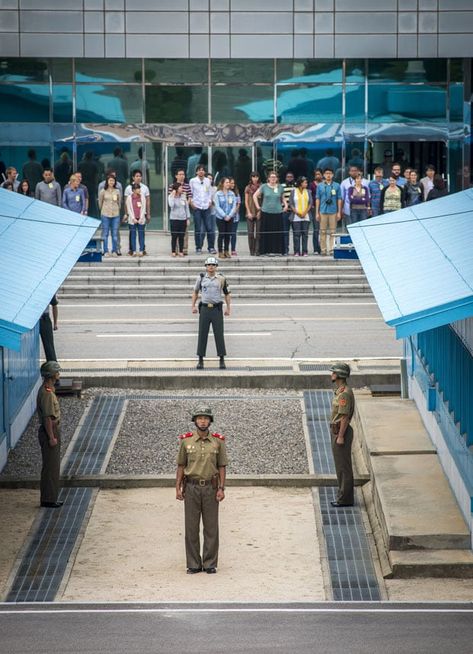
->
xmin=191 ymin=256 xmax=231 ymax=370
xmin=37 ymin=361 xmax=63 ymax=508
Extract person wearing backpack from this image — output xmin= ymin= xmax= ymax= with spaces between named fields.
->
xmin=191 ymin=257 xmax=231 ymax=370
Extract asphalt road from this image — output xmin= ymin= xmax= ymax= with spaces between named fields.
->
xmin=53 ymin=299 xmax=401 ymax=361
xmin=2 ymin=603 xmax=472 ymax=654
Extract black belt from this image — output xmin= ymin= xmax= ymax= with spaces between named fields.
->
xmin=199 ymin=302 xmax=222 ymax=309
xmin=186 ymin=478 xmax=213 ymax=486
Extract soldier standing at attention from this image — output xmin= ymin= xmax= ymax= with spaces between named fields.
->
xmin=176 ymin=406 xmax=228 ymax=574
xmin=191 ymin=256 xmax=231 ymax=370
xmin=329 ymin=362 xmax=355 ymax=508
xmin=37 ymin=361 xmax=63 ymax=508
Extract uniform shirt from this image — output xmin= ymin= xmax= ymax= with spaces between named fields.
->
xmin=316 ymin=181 xmax=341 ymax=215
xmin=330 ymin=384 xmax=355 ymax=425
xmin=35 ymin=180 xmax=62 ymax=206
xmin=37 ymin=385 xmax=61 ymax=426
xmin=194 ymin=272 xmax=230 ymax=304
xmin=176 ymin=431 xmax=228 ymax=480
xmin=189 ymin=176 xmax=212 ymax=210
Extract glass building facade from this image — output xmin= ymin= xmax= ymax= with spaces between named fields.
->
xmin=0 ymin=57 xmax=470 ymax=229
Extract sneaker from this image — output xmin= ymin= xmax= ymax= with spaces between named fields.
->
xmin=178 ymin=252 xmax=184 ymax=257
xmin=294 ymin=252 xmax=300 ymax=257
xmin=104 ymin=252 xmax=110 ymax=257
xmin=138 ymin=252 xmax=144 ymax=257
xmin=209 ymin=248 xmax=217 ymax=254
xmin=132 ymin=252 xmax=138 ymax=257
xmin=231 ymin=251 xmax=237 ymax=256
xmin=303 ymin=253 xmax=308 ymax=257
xmin=196 ymin=249 xmax=202 ymax=254
xmin=112 ymin=252 xmax=118 ymax=257
xmin=172 ymin=252 xmax=177 ymax=257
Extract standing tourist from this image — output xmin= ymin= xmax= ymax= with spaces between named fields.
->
xmin=190 ymin=165 xmax=215 ymax=255
xmin=309 ymin=169 xmax=323 ymax=254
xmin=290 ymin=176 xmax=312 ymax=257
xmin=403 ymin=170 xmax=423 ymax=207
xmin=420 ymin=165 xmax=436 ymax=201
xmin=62 ymin=175 xmax=87 ymax=214
xmin=191 ymin=257 xmax=231 ymax=370
xmin=168 ymin=182 xmax=190 ymax=257
xmin=35 ymin=168 xmax=62 ymax=206
xmin=390 ymin=162 xmax=407 ymax=188
xmin=282 ymin=171 xmax=296 ymax=256
xmin=124 ymin=183 xmax=147 ymax=257
xmin=169 ymin=169 xmax=192 ymax=256
xmin=1 ymin=166 xmax=20 ymax=191
xmin=228 ymin=177 xmax=241 ymax=256
xmin=37 ymin=361 xmax=63 ymax=509
xmin=340 ymin=165 xmax=365 ymax=228
xmin=316 ymin=168 xmax=342 ymax=256
xmin=176 ymin=406 xmax=228 ymax=574
xmin=347 ymin=172 xmax=370 ymax=223
xmin=17 ymin=179 xmax=33 ymax=197
xmin=380 ymin=176 xmax=405 ymax=214
xmin=98 ymin=174 xmax=122 ymax=256
xmin=214 ymin=178 xmax=238 ymax=259
xmin=244 ymin=172 xmax=261 ymax=256
xmin=329 ymin=362 xmax=355 ymax=508
xmin=125 ymin=170 xmax=151 ymax=255
xmin=368 ymin=167 xmax=387 ymax=217
xmin=253 ymin=171 xmax=287 ymax=255
xmin=426 ymin=175 xmax=448 ymax=201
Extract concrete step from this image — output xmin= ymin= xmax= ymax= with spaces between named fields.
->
xmin=388 ymin=549 xmax=473 ymax=578
xmin=64 ymin=274 xmax=367 ymax=286
xmin=354 ymin=398 xmax=471 ymax=566
xmin=58 ymin=291 xmax=373 ymax=299
xmin=71 ymin=266 xmax=366 ymax=276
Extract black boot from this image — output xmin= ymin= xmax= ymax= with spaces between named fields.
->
xmin=196 ymin=357 xmax=204 ymax=370
xmin=219 ymin=356 xmax=226 ymax=370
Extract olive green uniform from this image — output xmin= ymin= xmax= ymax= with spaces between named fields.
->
xmin=330 ymin=384 xmax=355 ymax=505
xmin=177 ymin=431 xmax=228 ymax=570
xmin=36 ymin=384 xmax=61 ymax=504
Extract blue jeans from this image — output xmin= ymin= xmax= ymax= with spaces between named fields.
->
xmin=193 ymin=208 xmax=215 ymax=251
xmin=348 ymin=208 xmax=368 ymax=223
xmin=101 ymin=215 xmax=120 ymax=253
xmin=231 ymin=221 xmax=239 ymax=251
xmin=282 ymin=211 xmax=292 ymax=255
xmin=129 ymin=223 xmax=145 ymax=253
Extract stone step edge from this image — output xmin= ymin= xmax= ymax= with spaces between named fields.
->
xmin=388 ymin=550 xmax=473 ymax=579
xmin=0 ymin=473 xmax=370 ymax=489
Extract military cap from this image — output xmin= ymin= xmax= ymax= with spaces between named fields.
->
xmin=40 ymin=361 xmax=61 ymax=377
xmin=330 ymin=362 xmax=351 ymax=379
xmin=192 ymin=405 xmax=214 ymax=422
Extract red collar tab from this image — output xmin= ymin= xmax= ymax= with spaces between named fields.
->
xmin=179 ymin=431 xmax=193 ymax=440
xmin=212 ymin=432 xmax=225 ymax=441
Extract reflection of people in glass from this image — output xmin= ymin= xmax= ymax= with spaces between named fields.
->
xmin=212 ymin=151 xmax=229 ymax=186
xmin=316 ymin=149 xmax=340 ymax=174
xmin=186 ymin=147 xmax=203 ymax=180
xmin=109 ymin=147 xmax=129 ymax=189
xmin=171 ymin=147 xmax=188 ymax=177
xmin=22 ymin=148 xmax=43 ymax=191
xmin=78 ymin=151 xmax=99 ymax=216
xmin=54 ymin=150 xmax=72 ymax=190
xmin=130 ymin=146 xmax=150 ymax=182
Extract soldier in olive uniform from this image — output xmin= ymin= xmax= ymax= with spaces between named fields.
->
xmin=329 ymin=362 xmax=355 ymax=507
xmin=191 ymin=256 xmax=231 ymax=370
xmin=176 ymin=406 xmax=228 ymax=574
xmin=37 ymin=361 xmax=63 ymax=508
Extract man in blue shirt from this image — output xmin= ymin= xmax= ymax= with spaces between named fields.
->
xmin=315 ymin=169 xmax=342 ymax=256
xmin=62 ymin=174 xmax=87 ymax=214
xmin=368 ymin=167 xmax=388 ymax=217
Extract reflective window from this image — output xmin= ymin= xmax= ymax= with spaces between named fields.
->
xmin=345 ymin=85 xmax=365 ymax=122
xmin=0 ymin=58 xmax=49 ymax=83
xmin=346 ymin=60 xmax=366 ymax=83
xmin=212 ymin=59 xmax=273 ymax=84
xmin=211 ymin=85 xmax=274 ymax=123
xmin=0 ymin=84 xmax=49 ymax=122
xmin=277 ymin=60 xmax=342 ymax=84
xmin=276 ymin=85 xmax=343 ymax=123
xmin=450 ymin=59 xmax=464 ymax=83
xmin=145 ymin=86 xmax=208 ymax=122
xmin=145 ymin=59 xmax=208 ymax=84
xmin=76 ymin=85 xmax=144 ymax=123
xmin=50 ymin=59 xmax=73 ymax=83
xmin=52 ymin=85 xmax=73 ymax=122
xmin=368 ymin=84 xmax=447 ymax=123
xmin=368 ymin=59 xmax=447 ymax=83
xmin=449 ymin=84 xmax=464 ymax=122
xmin=75 ymin=59 xmax=142 ymax=83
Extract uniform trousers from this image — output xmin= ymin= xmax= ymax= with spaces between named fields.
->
xmin=319 ymin=212 xmax=338 ymax=254
xmin=197 ymin=304 xmax=226 ymax=357
xmin=331 ymin=424 xmax=354 ymax=505
xmin=39 ymin=314 xmax=57 ymax=362
xmin=38 ymin=425 xmax=61 ymax=504
xmin=184 ymin=483 xmax=219 ymax=569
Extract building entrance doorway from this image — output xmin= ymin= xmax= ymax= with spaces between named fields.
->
xmin=367 ymin=141 xmax=447 ymax=181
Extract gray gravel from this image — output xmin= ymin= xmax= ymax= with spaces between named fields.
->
xmin=0 ymin=396 xmax=88 ymax=478
xmin=106 ymin=394 xmax=309 ymax=475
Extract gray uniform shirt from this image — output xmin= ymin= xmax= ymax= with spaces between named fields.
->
xmin=35 ymin=180 xmax=62 ymax=206
xmin=194 ymin=273 xmax=230 ymax=304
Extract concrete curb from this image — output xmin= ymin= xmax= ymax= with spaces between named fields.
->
xmin=0 ymin=473 xmax=370 ymax=490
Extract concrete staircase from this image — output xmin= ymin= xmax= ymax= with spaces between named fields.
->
xmin=59 ymin=256 xmax=373 ymax=300
xmin=354 ymin=397 xmax=473 ymax=578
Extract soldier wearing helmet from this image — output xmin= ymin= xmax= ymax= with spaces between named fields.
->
xmin=37 ymin=361 xmax=63 ymax=508
xmin=191 ymin=256 xmax=231 ymax=370
xmin=176 ymin=405 xmax=228 ymax=574
xmin=329 ymin=362 xmax=355 ymax=507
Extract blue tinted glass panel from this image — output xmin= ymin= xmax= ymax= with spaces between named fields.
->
xmin=0 ymin=58 xmax=49 ymax=82
xmin=368 ymin=59 xmax=447 ymax=83
xmin=212 ymin=85 xmax=274 ymax=123
xmin=276 ymin=85 xmax=343 ymax=123
xmin=449 ymin=84 xmax=464 ymax=122
xmin=368 ymin=84 xmax=447 ymax=123
xmin=75 ymin=59 xmax=142 ymax=83
xmin=212 ymin=59 xmax=274 ymax=84
xmin=346 ymin=60 xmax=366 ymax=83
xmin=52 ymin=85 xmax=73 ymax=122
xmin=450 ymin=59 xmax=464 ymax=83
xmin=345 ymin=84 xmax=365 ymax=122
xmin=145 ymin=86 xmax=208 ymax=122
xmin=76 ymin=85 xmax=143 ymax=122
xmin=145 ymin=59 xmax=208 ymax=84
xmin=277 ymin=60 xmax=342 ymax=83
xmin=0 ymin=84 xmax=49 ymax=122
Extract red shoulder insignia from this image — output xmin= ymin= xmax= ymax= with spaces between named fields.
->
xmin=179 ymin=431 xmax=193 ymax=440
xmin=212 ymin=432 xmax=225 ymax=441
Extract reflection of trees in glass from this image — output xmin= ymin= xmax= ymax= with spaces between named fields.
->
xmin=146 ymin=87 xmax=207 ymax=123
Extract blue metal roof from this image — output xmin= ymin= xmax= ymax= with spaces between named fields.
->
xmin=0 ymin=189 xmax=99 ymax=350
xmin=348 ymin=189 xmax=473 ymax=339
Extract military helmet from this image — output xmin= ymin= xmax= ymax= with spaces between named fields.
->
xmin=192 ymin=405 xmax=214 ymax=422
xmin=40 ymin=361 xmax=61 ymax=377
xmin=204 ymin=256 xmax=219 ymax=266
xmin=330 ymin=362 xmax=351 ymax=379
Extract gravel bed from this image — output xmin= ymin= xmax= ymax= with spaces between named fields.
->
xmin=106 ymin=396 xmax=309 ymax=475
xmin=0 ymin=396 xmax=89 ymax=478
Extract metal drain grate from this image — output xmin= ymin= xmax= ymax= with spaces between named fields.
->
xmin=6 ymin=487 xmax=93 ymax=602
xmin=303 ymin=390 xmax=334 ymax=474
xmin=299 ymin=364 xmax=332 ymax=372
xmin=319 ymin=487 xmax=380 ymax=601
xmin=123 ymin=394 xmax=301 ymax=401
xmin=60 ymin=366 xmax=293 ymax=373
xmin=358 ymin=364 xmax=398 ymax=371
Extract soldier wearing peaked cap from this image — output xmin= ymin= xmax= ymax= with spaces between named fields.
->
xmin=37 ymin=361 xmax=63 ymax=509
xmin=329 ymin=362 xmax=355 ymax=508
xmin=176 ymin=405 xmax=228 ymax=574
